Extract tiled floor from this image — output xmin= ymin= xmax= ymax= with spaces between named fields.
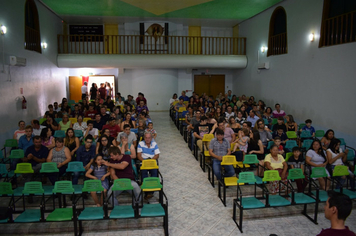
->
xmin=5 ymin=112 xmax=356 ymax=236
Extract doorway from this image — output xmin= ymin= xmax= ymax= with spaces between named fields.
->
xmin=194 ymin=74 xmax=225 ymax=98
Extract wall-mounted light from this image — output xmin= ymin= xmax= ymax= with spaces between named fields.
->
xmin=260 ymin=46 xmax=268 ymax=53
xmin=1 ymin=25 xmax=7 ymax=35
xmin=309 ymin=33 xmax=315 ymax=42
xmin=41 ymin=42 xmax=47 ymax=49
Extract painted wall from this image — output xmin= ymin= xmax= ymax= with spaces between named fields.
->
xmin=0 ymin=0 xmax=68 ymax=148
xmin=235 ymin=0 xmax=356 ymax=147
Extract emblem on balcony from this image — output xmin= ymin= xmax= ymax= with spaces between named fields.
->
xmin=145 ymin=23 xmax=164 ymax=42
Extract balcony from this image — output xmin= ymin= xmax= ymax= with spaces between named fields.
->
xmin=57 ymin=35 xmax=247 ymax=69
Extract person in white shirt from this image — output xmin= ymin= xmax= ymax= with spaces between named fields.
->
xmin=31 ymin=119 xmax=45 ymax=136
xmin=81 ymin=81 xmax=88 ymax=100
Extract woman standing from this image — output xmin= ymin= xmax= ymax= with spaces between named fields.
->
xmin=90 ymin=83 xmax=98 ymax=100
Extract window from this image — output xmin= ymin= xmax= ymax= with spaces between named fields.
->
xmin=319 ymin=0 xmax=356 ymax=47
xmin=267 ymin=7 xmax=287 ymax=57
xmin=25 ymin=0 xmax=41 ymax=53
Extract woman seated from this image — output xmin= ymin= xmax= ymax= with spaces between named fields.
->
xmin=306 ymin=140 xmax=330 ymax=191
xmin=121 ymin=113 xmax=136 ymax=130
xmin=263 ymin=107 xmax=273 ymax=128
xmin=96 ymin=135 xmax=112 ymax=160
xmin=227 ymin=116 xmax=241 ymax=136
xmin=46 ymin=137 xmax=71 ymax=185
xmin=64 ymin=128 xmax=80 ymax=159
xmin=264 ymin=145 xmax=288 ymax=194
xmin=40 ymin=127 xmax=55 ymax=150
xmin=326 ymin=138 xmax=354 ymax=189
xmin=118 ymin=133 xmax=138 ymax=177
xmin=72 ymin=115 xmax=87 ymax=133
xmin=321 ymin=129 xmax=335 ymax=151
xmin=285 ymin=115 xmax=298 ymax=132
xmin=58 ymin=114 xmax=72 ymax=131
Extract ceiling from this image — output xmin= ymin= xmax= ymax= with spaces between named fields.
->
xmin=40 ymin=0 xmax=283 ymax=27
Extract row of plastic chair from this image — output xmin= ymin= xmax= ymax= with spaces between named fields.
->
xmin=40 ymin=117 xmax=92 ymax=125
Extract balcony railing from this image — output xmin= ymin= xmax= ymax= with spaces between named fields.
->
xmin=268 ymin=32 xmax=287 ymax=56
xmin=57 ymin=35 xmax=246 ymax=55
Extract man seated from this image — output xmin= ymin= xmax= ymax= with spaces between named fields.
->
xmin=135 ymin=92 xmax=147 ymax=106
xmin=255 ymin=119 xmax=272 ymax=149
xmin=117 ymin=124 xmax=137 ymax=146
xmin=53 ymin=102 xmax=61 ymax=112
xmin=193 ymin=116 xmax=212 ymax=153
xmin=84 ymin=103 xmax=97 ymax=119
xmin=136 ymin=100 xmax=149 ymax=115
xmin=71 ymin=104 xmax=84 ymax=118
xmin=103 ymin=146 xmax=141 ymax=206
xmin=45 ymin=104 xmax=57 ymax=118
xmin=137 ymin=132 xmax=160 ymax=199
xmin=317 ymin=191 xmax=355 ymax=236
xmin=272 ymin=117 xmax=287 ymax=133
xmin=41 ymin=115 xmax=59 ymax=134
xmin=19 ymin=125 xmax=34 ymax=153
xmin=103 ymin=96 xmax=115 ymax=112
xmin=246 ymin=110 xmax=259 ymax=128
xmin=179 ymin=91 xmax=189 ymax=102
xmin=93 ymin=113 xmax=105 ymax=131
xmin=210 ymin=118 xmax=235 ymax=144
xmin=31 ymin=119 xmax=45 ymax=136
xmin=272 ymin=127 xmax=288 ymax=146
xmin=99 ymin=106 xmax=110 ymax=124
xmin=209 ymin=128 xmax=235 ymax=180
xmin=272 ymin=103 xmax=286 ymax=118
xmin=73 ymin=135 xmax=95 ymax=185
xmin=23 ymin=136 xmax=48 ymax=173
xmin=84 ymin=120 xmax=98 ymax=141
xmin=127 ymin=95 xmax=137 ymax=107
xmin=102 ymin=117 xmax=121 ymax=139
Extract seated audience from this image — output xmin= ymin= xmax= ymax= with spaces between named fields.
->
xmin=71 ymin=104 xmax=84 ymax=118
xmin=263 ymin=107 xmax=273 ymax=128
xmin=272 ymin=117 xmax=287 ymax=133
xmin=72 ymin=115 xmax=87 ymax=133
xmin=18 ymin=125 xmax=34 ymax=153
xmin=117 ymin=124 xmax=137 ymax=146
xmin=136 ymin=92 xmax=147 ymax=105
xmin=210 ymin=118 xmax=235 ymax=144
xmin=145 ymin=122 xmax=157 ymax=140
xmin=84 ymin=104 xmax=97 ymax=119
xmin=246 ymin=110 xmax=259 ymax=128
xmin=84 ymin=120 xmax=99 ymax=141
xmin=40 ymin=127 xmax=55 ymax=149
xmin=58 ymin=114 xmax=72 ymax=131
xmin=45 ymin=104 xmax=57 ymax=118
xmin=300 ymin=119 xmax=315 ymax=138
xmin=99 ymin=106 xmax=110 ymax=124
xmin=31 ymin=119 xmax=44 ymax=136
xmin=121 ymin=113 xmax=136 ymax=130
xmin=272 ymin=103 xmax=286 ymax=118
xmin=321 ymin=129 xmax=335 ymax=151
xmin=23 ymin=136 xmax=48 ymax=173
xmin=287 ymin=147 xmax=308 ymax=193
xmin=227 ymin=116 xmax=241 ymax=135
xmin=286 ymin=114 xmax=298 ymax=132
xmin=64 ymin=128 xmax=80 ymax=159
xmin=272 ymin=127 xmax=288 ymax=146
xmin=73 ymin=135 xmax=95 ymax=185
xmin=13 ymin=120 xmax=26 ymax=141
xmin=136 ymin=100 xmax=149 ymax=115
xmin=247 ymin=131 xmax=265 ymax=175
xmin=255 ymin=119 xmax=272 ymax=150
xmin=102 ymin=117 xmax=121 ymax=139
xmin=103 ymin=96 xmax=115 ymax=112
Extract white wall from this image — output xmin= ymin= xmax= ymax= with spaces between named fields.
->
xmin=0 ymin=0 xmax=68 ymax=147
xmin=235 ymin=0 xmax=356 ymax=147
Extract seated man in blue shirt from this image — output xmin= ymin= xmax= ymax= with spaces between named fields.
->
xmin=73 ymin=135 xmax=95 ymax=185
xmin=11 ymin=125 xmax=34 ymax=170
xmin=23 ymin=136 xmax=49 ymax=173
xmin=246 ymin=110 xmax=260 ymax=128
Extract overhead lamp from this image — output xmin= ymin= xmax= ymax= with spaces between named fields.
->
xmin=309 ymin=33 xmax=315 ymax=42
xmin=1 ymin=25 xmax=6 ymax=35
xmin=260 ymin=46 xmax=268 ymax=53
xmin=41 ymin=42 xmax=47 ymax=49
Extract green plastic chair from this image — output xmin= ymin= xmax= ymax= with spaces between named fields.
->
xmin=347 ymin=150 xmax=355 ymax=161
xmin=300 ymin=130 xmax=312 ymax=138
xmin=315 ymin=130 xmax=325 ymax=139
xmin=13 ymin=181 xmax=45 ymax=223
xmin=287 ymin=168 xmax=305 ymax=180
xmin=302 ymin=139 xmax=313 ymax=150
xmin=39 ymin=118 xmax=47 ymax=125
xmin=262 ymin=170 xmax=291 ymax=207
xmin=286 ymin=131 xmax=297 ymax=139
xmin=110 ymin=179 xmax=136 ymax=219
xmin=332 ymin=165 xmax=349 ymax=177
xmin=0 ymin=182 xmax=14 ymax=196
xmin=4 ymin=139 xmax=18 ymax=148
xmin=310 ymin=167 xmax=328 ymax=202
xmin=74 ymin=130 xmax=83 ymax=138
xmin=285 ymin=140 xmax=298 ymax=150
xmin=40 ymin=162 xmax=59 ymax=173
xmin=266 ymin=141 xmax=274 ymax=150
xmin=262 ymin=170 xmax=281 ymax=182
xmin=8 ymin=149 xmax=24 ymax=159
xmin=54 ymin=118 xmax=62 ymax=123
xmin=14 ymin=163 xmax=34 ymax=174
xmin=243 ymin=154 xmax=259 ymax=165
xmin=272 ymin=118 xmax=278 ymax=125
xmin=53 ymin=130 xmax=65 ymax=138
xmin=77 ymin=180 xmax=105 ymax=221
xmin=46 ymin=181 xmax=74 ymax=222
xmin=141 ymin=177 xmax=162 ymax=192
xmin=338 ymin=138 xmax=346 ymax=146
xmin=285 ymin=152 xmax=293 ymax=162
xmin=0 ymin=164 xmax=14 ymax=181
xmin=298 ymin=123 xmax=306 ymax=130
xmin=66 ymin=162 xmax=85 ymax=194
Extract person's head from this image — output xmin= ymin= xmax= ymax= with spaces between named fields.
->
xmin=227 ymin=105 xmax=232 ymax=113
xmin=40 ymin=128 xmax=51 ymax=139
xmin=292 ymin=146 xmax=301 ymax=158
xmin=108 ymin=146 xmax=122 ymax=160
xmin=243 ymin=121 xmax=252 ymax=130
xmin=252 ymin=105 xmax=258 ymax=111
xmin=123 ymin=124 xmax=131 ymax=134
xmin=305 ymin=119 xmax=312 ymax=127
xmin=48 ymin=104 xmax=54 ymax=111
xmin=325 ymin=190 xmax=353 ymax=222
xmin=310 ymin=140 xmax=325 ymax=158
xmin=100 ymin=106 xmax=106 ymax=115
xmin=274 ymin=136 xmax=281 ymax=146
xmin=25 ymin=125 xmax=33 ymax=137
xmin=62 ymin=114 xmax=69 ymax=122
xmin=100 ymin=83 xmax=104 ymax=88
xmin=33 ymin=136 xmax=42 ymax=148
xmin=237 ymin=111 xmax=243 ymax=118
xmin=265 ymin=107 xmax=272 ymax=114
xmin=18 ymin=120 xmax=25 ymax=129
xmin=74 ymin=104 xmax=79 ymax=111
xmin=240 ymin=105 xmax=246 ymax=112
xmin=84 ymin=135 xmax=94 ymax=149
xmin=195 ymin=110 xmax=202 ymax=119
xmin=100 ymin=135 xmax=109 ymax=146
xmin=138 ymin=119 xmax=145 ymax=129
xmin=93 ymin=113 xmax=100 ymax=122
xmin=54 ymin=102 xmax=58 ymax=108
xmin=286 ymin=115 xmax=295 ymax=123
xmin=102 ymin=128 xmax=111 ymax=137
xmin=242 ymin=128 xmax=249 ymax=137
xmin=200 ymin=116 xmax=208 ymax=125
xmin=181 ymin=90 xmax=186 ymax=96
xmin=139 ymin=112 xmax=147 ymax=119
xmin=125 ymin=112 xmax=132 ymax=121
xmin=324 ymin=129 xmax=334 ymax=140
xmin=144 ymin=131 xmax=153 ymax=144
xmin=87 ymin=120 xmax=94 ymax=130
xmin=119 ymin=132 xmax=128 ymax=143
xmin=228 ymin=116 xmax=236 ymax=125
xmin=249 ymin=110 xmax=255 ymax=118
xmin=277 ymin=116 xmax=284 ymax=125
xmin=329 ymin=138 xmax=341 ymax=154
xmin=217 ymin=118 xmax=225 ymax=129
xmin=77 ymin=115 xmax=83 ymax=123
xmin=84 ymin=81 xmax=87 ymax=86
xmin=66 ymin=128 xmax=75 ymax=139
xmin=139 ymin=100 xmax=145 ymax=106
xmin=270 ymin=145 xmax=279 ymax=156
xmin=216 ymin=128 xmax=224 ymax=141
xmin=256 ymin=119 xmax=265 ymax=130
xmin=55 ymin=137 xmax=64 ymax=147
xmin=93 ymin=155 xmax=104 ymax=167
xmin=277 ymin=128 xmax=284 ymax=136
xmin=275 ymin=103 xmax=280 ymax=111
xmin=147 ymin=122 xmax=153 ymax=130
xmin=172 ymin=93 xmax=177 ymax=99
xmin=31 ymin=119 xmax=40 ymax=129
xmin=108 ymin=117 xmax=116 ymax=126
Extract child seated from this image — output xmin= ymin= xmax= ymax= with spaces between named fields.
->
xmin=145 ymin=122 xmax=157 ymax=139
xmin=85 ymin=155 xmax=110 ymax=206
xmin=137 ymin=119 xmax=146 ymax=142
xmin=232 ymin=128 xmax=249 ymax=155
xmin=300 ymin=119 xmax=315 ymax=138
xmin=272 ymin=127 xmax=288 ymax=146
xmin=273 ymin=137 xmax=285 ymax=155
xmin=287 ymin=147 xmax=308 ymax=193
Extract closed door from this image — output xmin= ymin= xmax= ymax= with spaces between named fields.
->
xmin=189 ymin=26 xmax=201 ymax=55
xmin=194 ymin=75 xmax=225 ymax=98
xmin=105 ymin=24 xmax=119 ymax=54
xmin=69 ymin=76 xmax=83 ymax=102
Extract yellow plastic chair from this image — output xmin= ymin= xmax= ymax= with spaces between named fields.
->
xmin=69 ymin=118 xmax=77 ymax=124
xmin=140 ymin=159 xmax=159 ymax=170
xmin=83 ymin=117 xmax=91 ymax=123
xmin=200 ymin=134 xmax=214 ymax=172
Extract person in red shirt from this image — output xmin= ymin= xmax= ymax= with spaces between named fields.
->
xmin=84 ymin=104 xmax=97 ymax=119
xmin=317 ymin=190 xmax=355 ymax=236
xmin=98 ymin=83 xmax=107 ymax=100
xmin=102 ymin=117 xmax=121 ymax=139
xmin=135 ymin=92 xmax=147 ymax=105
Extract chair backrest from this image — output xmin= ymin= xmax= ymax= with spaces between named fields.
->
xmin=40 ymin=162 xmax=59 ymax=173
xmin=55 ymin=118 xmax=63 ymax=123
xmin=300 ymin=130 xmax=311 ymax=138
xmin=22 ymin=181 xmax=44 ymax=194
xmin=347 ymin=150 xmax=355 ymax=161
xmin=272 ymin=118 xmax=278 ymax=125
xmin=267 ymin=141 xmax=274 ymax=150
xmin=221 ymin=155 xmax=238 ymax=165
xmin=54 ymin=130 xmax=66 ymax=138
xmin=298 ymin=123 xmax=306 ymax=130
xmin=53 ymin=180 xmax=74 ymax=194
xmin=69 ymin=118 xmax=77 ymax=124
xmin=68 ymin=100 xmax=75 ymax=105
xmin=4 ymin=139 xmax=18 ymax=148
xmin=310 ymin=167 xmax=328 ymax=178
xmin=83 ymin=118 xmax=91 ymax=123
xmin=262 ymin=170 xmax=281 ymax=182
xmin=14 ymin=163 xmax=34 ymax=174
xmin=302 ymin=139 xmax=313 ymax=149
xmin=140 ymin=177 xmax=162 ymax=190
xmin=183 ymin=101 xmax=189 ymax=105
xmin=263 ymin=118 xmax=268 ymax=125
xmin=0 ymin=164 xmax=8 ymax=175
xmin=74 ymin=130 xmax=83 ymax=138
xmin=286 ymin=131 xmax=297 ymax=139
xmin=82 ymin=179 xmax=104 ymax=192
xmin=9 ymin=149 xmax=24 ymax=159
xmin=178 ymin=107 xmax=186 ymax=112
xmin=172 ymin=101 xmax=179 ymax=106
xmin=66 ymin=161 xmax=85 ymax=172
xmin=0 ymin=182 xmax=13 ymax=195
xmin=315 ymin=130 xmax=325 ymax=138
xmin=285 ymin=152 xmax=293 ymax=162
xmin=287 ymin=168 xmax=305 ymax=180
xmin=285 ymin=140 xmax=298 ymax=149
xmin=39 ymin=118 xmax=47 ymax=125
xmin=111 ymin=178 xmax=134 ymax=191
xmin=332 ymin=165 xmax=349 ymax=177
xmin=140 ymin=159 xmax=159 ymax=170
xmin=130 ymin=128 xmax=138 ymax=134
xmin=202 ymin=134 xmax=214 ymax=142
xmin=243 ymin=154 xmax=258 ymax=164
xmin=338 ymin=138 xmax=346 ymax=146
xmin=237 ymin=172 xmax=256 ymax=184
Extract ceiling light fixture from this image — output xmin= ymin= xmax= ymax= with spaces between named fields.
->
xmin=1 ymin=25 xmax=7 ymax=35
xmin=309 ymin=33 xmax=314 ymax=42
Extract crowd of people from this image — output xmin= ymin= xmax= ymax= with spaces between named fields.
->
xmin=9 ymin=91 xmax=161 ymax=206
xmin=170 ymin=90 xmax=355 ymax=195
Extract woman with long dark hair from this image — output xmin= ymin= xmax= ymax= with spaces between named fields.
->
xmin=321 ymin=129 xmax=335 ymax=151
xmin=90 ymin=83 xmax=98 ymax=100
xmin=64 ymin=128 xmax=80 ymax=158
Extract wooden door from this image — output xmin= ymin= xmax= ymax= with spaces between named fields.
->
xmin=105 ymin=24 xmax=119 ymax=54
xmin=69 ymin=76 xmax=82 ymax=102
xmin=189 ymin=26 xmax=201 ymax=55
xmin=194 ymin=75 xmax=225 ymax=98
